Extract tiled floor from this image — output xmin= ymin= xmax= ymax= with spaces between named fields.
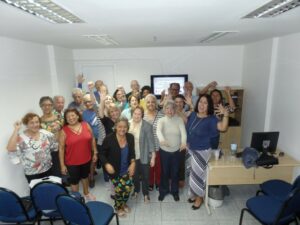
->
xmin=44 ymin=171 xmax=261 ymax=225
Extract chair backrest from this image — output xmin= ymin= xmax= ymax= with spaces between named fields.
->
xmin=30 ymin=181 xmax=68 ymax=213
xmin=276 ymin=187 xmax=300 ymax=223
xmin=0 ymin=187 xmax=30 ymax=221
xmin=56 ymin=194 xmax=94 ymax=225
xmin=292 ymin=175 xmax=300 ymax=190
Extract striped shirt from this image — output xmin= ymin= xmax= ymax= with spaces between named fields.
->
xmin=144 ymin=110 xmax=164 ymax=151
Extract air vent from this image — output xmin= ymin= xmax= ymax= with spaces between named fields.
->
xmin=199 ymin=31 xmax=239 ymax=43
xmin=243 ymin=0 xmax=300 ymax=18
xmin=0 ymin=0 xmax=84 ymax=23
xmin=83 ymin=35 xmax=119 ymax=46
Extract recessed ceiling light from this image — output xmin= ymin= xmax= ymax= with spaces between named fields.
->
xmin=0 ymin=0 xmax=84 ymax=23
xmin=199 ymin=31 xmax=239 ymax=43
xmin=243 ymin=0 xmax=300 ymax=18
xmin=83 ymin=35 xmax=119 ymax=46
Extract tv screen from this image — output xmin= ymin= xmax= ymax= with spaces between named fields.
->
xmin=250 ymin=131 xmax=279 ymax=154
xmin=150 ymin=74 xmax=188 ymax=99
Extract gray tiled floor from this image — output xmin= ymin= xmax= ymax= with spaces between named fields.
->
xmin=35 ymin=172 xmax=262 ymax=225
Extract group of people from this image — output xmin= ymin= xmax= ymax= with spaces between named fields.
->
xmin=6 ymin=77 xmax=235 ymax=217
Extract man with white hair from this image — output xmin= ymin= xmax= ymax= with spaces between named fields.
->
xmin=68 ymin=88 xmax=85 ymax=114
xmin=126 ymin=80 xmax=140 ymax=100
xmin=53 ymin=95 xmax=65 ymax=119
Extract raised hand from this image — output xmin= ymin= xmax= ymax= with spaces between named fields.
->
xmin=77 ymin=74 xmax=85 ymax=84
xmin=14 ymin=121 xmax=22 ymax=131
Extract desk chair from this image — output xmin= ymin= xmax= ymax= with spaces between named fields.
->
xmin=239 ymin=187 xmax=300 ymax=225
xmin=56 ymin=194 xmax=119 ymax=225
xmin=256 ymin=175 xmax=300 ymax=201
xmin=30 ymin=181 xmax=81 ymax=225
xmin=0 ymin=187 xmax=38 ymax=225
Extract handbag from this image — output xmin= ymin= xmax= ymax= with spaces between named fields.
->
xmin=256 ymin=153 xmax=278 ymax=168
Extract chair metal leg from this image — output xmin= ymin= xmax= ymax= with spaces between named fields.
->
xmin=256 ymin=190 xmax=262 ymax=196
xmin=239 ymin=208 xmax=247 ymax=225
xmin=115 ymin=213 xmax=120 ymax=225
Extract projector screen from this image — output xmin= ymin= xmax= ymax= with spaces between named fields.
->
xmin=151 ymin=74 xmax=188 ymax=99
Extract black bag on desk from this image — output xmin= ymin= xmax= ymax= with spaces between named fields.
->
xmin=256 ymin=153 xmax=278 ymax=169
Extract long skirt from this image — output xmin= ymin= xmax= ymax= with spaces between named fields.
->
xmin=187 ymin=149 xmax=211 ymax=198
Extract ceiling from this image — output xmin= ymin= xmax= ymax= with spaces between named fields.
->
xmin=0 ymin=0 xmax=300 ymax=49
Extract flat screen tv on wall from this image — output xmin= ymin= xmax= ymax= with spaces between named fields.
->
xmin=150 ymin=74 xmax=188 ymax=99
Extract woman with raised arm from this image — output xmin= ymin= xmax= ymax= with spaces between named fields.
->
xmin=7 ymin=113 xmax=56 ymax=183
xmin=186 ymin=94 xmax=228 ymax=210
xmin=100 ymin=118 xmax=135 ymax=217
xmin=59 ymin=108 xmax=98 ymax=201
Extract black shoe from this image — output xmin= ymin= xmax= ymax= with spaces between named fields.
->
xmin=158 ymin=195 xmax=165 ymax=201
xmin=173 ymin=194 xmax=180 ymax=202
xmin=89 ymin=179 xmax=95 ymax=188
xmin=188 ymin=198 xmax=195 ymax=203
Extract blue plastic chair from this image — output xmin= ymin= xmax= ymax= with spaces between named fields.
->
xmin=256 ymin=175 xmax=300 ymax=201
xmin=56 ymin=194 xmax=119 ymax=225
xmin=239 ymin=187 xmax=300 ymax=225
xmin=30 ymin=181 xmax=78 ymax=225
xmin=0 ymin=187 xmax=38 ymax=225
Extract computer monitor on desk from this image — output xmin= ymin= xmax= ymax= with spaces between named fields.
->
xmin=250 ymin=131 xmax=279 ymax=154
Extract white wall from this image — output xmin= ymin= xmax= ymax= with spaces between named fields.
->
xmin=73 ymin=46 xmax=244 ymax=94
xmin=241 ymin=39 xmax=274 ymax=146
xmin=0 ymin=37 xmax=75 ymax=196
xmin=269 ymin=32 xmax=300 ymax=177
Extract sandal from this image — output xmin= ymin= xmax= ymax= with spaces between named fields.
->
xmin=123 ymin=204 xmax=131 ymax=213
xmin=117 ymin=209 xmax=126 ymax=217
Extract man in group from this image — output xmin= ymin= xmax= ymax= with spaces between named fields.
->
xmin=53 ymin=95 xmax=65 ymax=120
xmin=126 ymin=80 xmax=140 ymax=99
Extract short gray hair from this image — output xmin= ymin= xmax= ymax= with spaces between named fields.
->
xmin=163 ymin=100 xmax=176 ymax=111
xmin=72 ymin=88 xmax=83 ymax=96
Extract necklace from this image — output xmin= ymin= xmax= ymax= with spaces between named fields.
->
xmin=188 ymin=115 xmax=205 ymax=135
xmin=68 ymin=123 xmax=82 ymax=135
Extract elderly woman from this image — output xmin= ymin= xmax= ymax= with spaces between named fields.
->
xmin=59 ymin=108 xmax=98 ymax=201
xmin=100 ymin=118 xmax=135 ymax=217
xmin=143 ymin=94 xmax=164 ymax=191
xmin=186 ymin=94 xmax=228 ymax=210
xmin=7 ymin=113 xmax=56 ymax=183
xmin=113 ymin=88 xmax=128 ymax=111
xmin=121 ymin=94 xmax=140 ymax=120
xmin=68 ymin=88 xmax=85 ymax=114
xmin=157 ymin=100 xmax=187 ymax=202
xmin=39 ymin=96 xmax=62 ymax=178
xmin=129 ymin=106 xmax=155 ymax=203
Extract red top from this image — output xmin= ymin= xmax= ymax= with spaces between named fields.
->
xmin=63 ymin=122 xmax=92 ymax=165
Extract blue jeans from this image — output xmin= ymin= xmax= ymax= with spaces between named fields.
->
xmin=159 ymin=149 xmax=180 ymax=196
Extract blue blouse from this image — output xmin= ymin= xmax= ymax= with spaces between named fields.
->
xmin=119 ymin=144 xmax=129 ymax=176
xmin=186 ymin=112 xmax=219 ymax=151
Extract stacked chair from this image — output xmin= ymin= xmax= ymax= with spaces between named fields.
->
xmin=239 ymin=176 xmax=300 ymax=225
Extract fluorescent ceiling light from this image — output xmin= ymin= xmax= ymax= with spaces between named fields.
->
xmin=83 ymin=35 xmax=119 ymax=46
xmin=243 ymin=0 xmax=300 ymax=18
xmin=199 ymin=31 xmax=239 ymax=43
xmin=0 ymin=0 xmax=84 ymax=23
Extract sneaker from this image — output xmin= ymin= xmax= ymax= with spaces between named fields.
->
xmin=131 ymin=192 xmax=138 ymax=199
xmin=84 ymin=193 xmax=96 ymax=202
xmin=144 ymin=195 xmax=150 ymax=204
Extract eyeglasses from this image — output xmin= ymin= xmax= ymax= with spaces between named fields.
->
xmin=41 ymin=104 xmax=53 ymax=107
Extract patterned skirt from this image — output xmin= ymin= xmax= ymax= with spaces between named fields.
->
xmin=186 ymin=149 xmax=211 ymax=198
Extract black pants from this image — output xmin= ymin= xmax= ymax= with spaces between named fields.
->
xmin=25 ymin=167 xmax=53 ymax=184
xmin=159 ymin=149 xmax=180 ymax=196
xmin=178 ymin=150 xmax=186 ymax=181
xmin=133 ymin=159 xmax=150 ymax=196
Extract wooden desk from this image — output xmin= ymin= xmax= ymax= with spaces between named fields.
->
xmin=205 ymin=150 xmax=300 ymax=214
